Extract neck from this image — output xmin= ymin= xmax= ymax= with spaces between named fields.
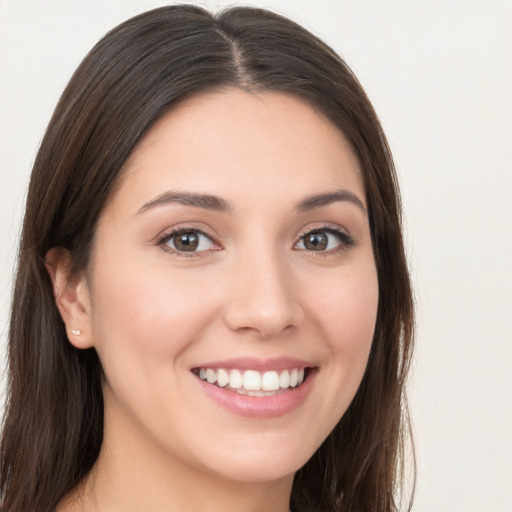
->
xmin=88 ymin=453 xmax=293 ymax=512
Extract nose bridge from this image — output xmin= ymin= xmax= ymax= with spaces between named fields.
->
xmin=223 ymin=241 xmax=300 ymax=338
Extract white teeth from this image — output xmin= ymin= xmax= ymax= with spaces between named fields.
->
xmin=206 ymin=368 xmax=217 ymax=384
xmin=229 ymin=369 xmax=243 ymax=389
xmin=261 ymin=371 xmax=280 ymax=391
xmin=216 ymin=368 xmax=229 ymax=388
xmin=197 ymin=367 xmax=308 ymax=393
xmin=247 ymin=390 xmax=267 ymax=397
xmin=289 ymin=369 xmax=298 ymax=387
xmin=279 ymin=370 xmax=290 ymax=388
xmin=243 ymin=370 xmax=261 ymax=391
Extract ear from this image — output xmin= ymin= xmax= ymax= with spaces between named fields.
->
xmin=45 ymin=247 xmax=94 ymax=349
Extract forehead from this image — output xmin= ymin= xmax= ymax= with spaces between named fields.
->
xmin=113 ymin=89 xmax=365 ymax=213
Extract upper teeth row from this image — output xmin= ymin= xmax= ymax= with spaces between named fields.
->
xmin=198 ymin=368 xmax=305 ymax=391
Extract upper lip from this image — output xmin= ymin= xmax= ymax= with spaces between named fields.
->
xmin=191 ymin=357 xmax=315 ymax=372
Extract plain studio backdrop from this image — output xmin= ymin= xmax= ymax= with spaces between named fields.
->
xmin=1 ymin=1 xmax=511 ymax=510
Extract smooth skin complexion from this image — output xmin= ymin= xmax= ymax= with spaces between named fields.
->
xmin=50 ymin=90 xmax=379 ymax=512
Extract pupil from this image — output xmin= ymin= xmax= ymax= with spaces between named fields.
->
xmin=306 ymin=232 xmax=327 ymax=251
xmin=175 ymin=232 xmax=198 ymax=251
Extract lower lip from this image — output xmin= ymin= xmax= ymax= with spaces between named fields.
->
xmin=195 ymin=372 xmax=316 ymax=419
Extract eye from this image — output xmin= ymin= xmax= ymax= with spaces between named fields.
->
xmin=159 ymin=229 xmax=217 ymax=253
xmin=295 ymin=227 xmax=354 ymax=252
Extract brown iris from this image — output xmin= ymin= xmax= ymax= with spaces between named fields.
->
xmin=173 ymin=232 xmax=199 ymax=251
xmin=303 ymin=232 xmax=328 ymax=251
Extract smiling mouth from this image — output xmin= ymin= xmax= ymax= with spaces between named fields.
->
xmin=192 ymin=367 xmax=312 ymax=396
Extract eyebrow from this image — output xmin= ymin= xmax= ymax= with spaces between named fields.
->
xmin=295 ymin=189 xmax=367 ymax=214
xmin=137 ymin=188 xmax=366 ymax=215
xmin=137 ymin=191 xmax=232 ymax=214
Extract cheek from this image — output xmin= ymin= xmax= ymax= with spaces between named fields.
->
xmin=88 ymin=256 xmax=220 ymax=374
xmin=343 ymin=274 xmax=379 ymax=351
xmin=305 ymin=259 xmax=378 ymax=420
xmin=289 ymin=261 xmax=378 ymax=450
xmin=310 ymin=263 xmax=379 ymax=355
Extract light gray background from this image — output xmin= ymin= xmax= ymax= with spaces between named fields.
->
xmin=1 ymin=1 xmax=511 ymax=510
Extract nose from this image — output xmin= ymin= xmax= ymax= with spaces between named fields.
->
xmin=222 ymin=249 xmax=303 ymax=339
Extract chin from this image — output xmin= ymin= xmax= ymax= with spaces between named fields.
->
xmin=191 ymin=431 xmax=322 ymax=484
xmin=205 ymin=454 xmax=304 ymax=484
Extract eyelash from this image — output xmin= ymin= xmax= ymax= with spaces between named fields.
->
xmin=157 ymin=226 xmax=218 ymax=257
xmin=294 ymin=224 xmax=355 ymax=255
xmin=156 ymin=224 xmax=355 ymax=257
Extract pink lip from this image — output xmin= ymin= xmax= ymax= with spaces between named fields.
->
xmin=192 ymin=362 xmax=317 ymax=419
xmin=191 ymin=356 xmax=314 ymax=372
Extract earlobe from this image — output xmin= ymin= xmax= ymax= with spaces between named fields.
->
xmin=45 ymin=247 xmax=94 ymax=349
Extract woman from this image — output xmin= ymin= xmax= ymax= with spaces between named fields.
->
xmin=0 ymin=5 xmax=414 ymax=512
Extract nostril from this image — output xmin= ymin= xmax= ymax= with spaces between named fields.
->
xmin=235 ymin=323 xmax=295 ymax=340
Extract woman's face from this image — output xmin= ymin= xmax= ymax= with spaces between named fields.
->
xmin=81 ymin=90 xmax=378 ymax=483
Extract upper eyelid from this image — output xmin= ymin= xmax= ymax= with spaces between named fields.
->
xmin=294 ymin=224 xmax=355 ymax=252
xmin=156 ymin=224 xmax=220 ymax=245
xmin=295 ymin=223 xmax=350 ymax=239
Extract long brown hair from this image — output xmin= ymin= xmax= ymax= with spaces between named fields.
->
xmin=1 ymin=5 xmax=414 ymax=511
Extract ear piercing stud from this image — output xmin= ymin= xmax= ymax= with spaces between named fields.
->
xmin=71 ymin=329 xmax=81 ymax=336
